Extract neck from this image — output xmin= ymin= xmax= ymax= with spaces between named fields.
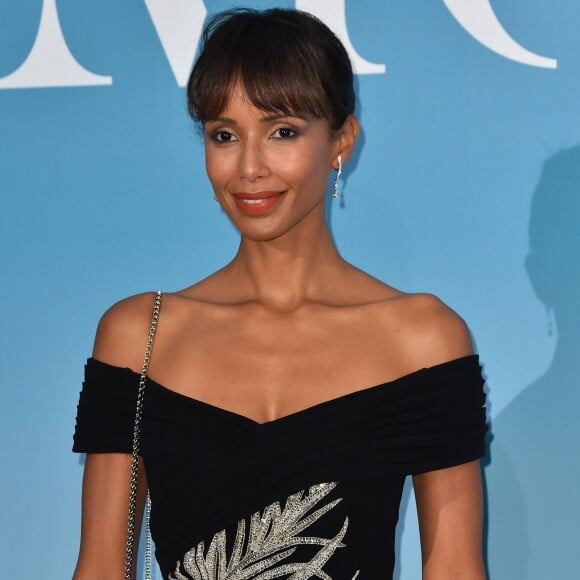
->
xmin=550 ymin=311 xmax=580 ymax=375
xmin=225 ymin=217 xmax=346 ymax=310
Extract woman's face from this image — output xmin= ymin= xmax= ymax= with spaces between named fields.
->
xmin=204 ymin=86 xmax=341 ymax=241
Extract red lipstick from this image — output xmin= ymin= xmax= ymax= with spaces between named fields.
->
xmin=232 ymin=191 xmax=284 ymax=214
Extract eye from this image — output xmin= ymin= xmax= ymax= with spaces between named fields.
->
xmin=210 ymin=130 xmax=236 ymax=143
xmin=273 ymin=126 xmax=298 ymax=140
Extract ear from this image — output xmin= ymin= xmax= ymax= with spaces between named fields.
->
xmin=333 ymin=115 xmax=360 ymax=168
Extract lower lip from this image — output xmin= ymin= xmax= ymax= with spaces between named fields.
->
xmin=233 ymin=195 xmax=283 ymax=214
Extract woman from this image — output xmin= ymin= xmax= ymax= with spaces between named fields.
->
xmin=73 ymin=8 xmax=487 ymax=579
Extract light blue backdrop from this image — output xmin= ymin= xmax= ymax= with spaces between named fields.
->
xmin=1 ymin=1 xmax=578 ymax=578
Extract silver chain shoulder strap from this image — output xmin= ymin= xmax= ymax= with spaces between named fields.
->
xmin=125 ymin=290 xmax=162 ymax=580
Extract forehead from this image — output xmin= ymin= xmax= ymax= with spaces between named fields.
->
xmin=219 ymin=82 xmax=256 ymax=114
xmin=213 ymin=81 xmax=308 ymax=123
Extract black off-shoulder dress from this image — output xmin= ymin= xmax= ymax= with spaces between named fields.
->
xmin=73 ymin=344 xmax=486 ymax=579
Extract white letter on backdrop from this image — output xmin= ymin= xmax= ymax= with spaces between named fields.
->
xmin=295 ymin=0 xmax=385 ymax=74
xmin=0 ymin=0 xmax=112 ymax=89
xmin=144 ymin=0 xmax=207 ymax=87
xmin=443 ymin=0 xmax=557 ymax=68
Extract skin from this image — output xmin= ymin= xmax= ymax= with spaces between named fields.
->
xmin=73 ymin=86 xmax=485 ymax=579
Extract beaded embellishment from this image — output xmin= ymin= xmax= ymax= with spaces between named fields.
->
xmin=169 ymin=481 xmax=360 ymax=580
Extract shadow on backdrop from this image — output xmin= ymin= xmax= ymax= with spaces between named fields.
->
xmin=485 ymin=144 xmax=580 ymax=579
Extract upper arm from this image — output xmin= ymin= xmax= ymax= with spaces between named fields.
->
xmin=403 ymin=294 xmax=484 ymax=577
xmin=413 ymin=461 xmax=485 ymax=579
xmin=74 ymin=293 xmax=157 ymax=579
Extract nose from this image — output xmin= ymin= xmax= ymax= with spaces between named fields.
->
xmin=238 ymin=139 xmax=270 ymax=182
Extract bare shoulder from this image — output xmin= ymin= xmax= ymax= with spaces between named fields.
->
xmin=92 ymin=292 xmax=160 ymax=371
xmin=379 ymin=292 xmax=474 ymax=369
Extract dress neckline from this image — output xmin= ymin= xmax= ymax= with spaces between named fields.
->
xmin=89 ymin=354 xmax=479 ymax=427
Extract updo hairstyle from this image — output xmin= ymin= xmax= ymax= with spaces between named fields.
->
xmin=187 ymin=8 xmax=355 ymax=132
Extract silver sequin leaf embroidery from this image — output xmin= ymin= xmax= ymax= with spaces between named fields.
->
xmin=169 ymin=481 xmax=351 ymax=580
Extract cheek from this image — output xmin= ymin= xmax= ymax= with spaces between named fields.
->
xmin=205 ymin=148 xmax=230 ymax=190
xmin=283 ymin=147 xmax=330 ymax=185
xmin=205 ymin=155 xmax=217 ymax=188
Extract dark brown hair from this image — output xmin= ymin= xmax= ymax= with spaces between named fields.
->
xmin=187 ymin=8 xmax=355 ymax=131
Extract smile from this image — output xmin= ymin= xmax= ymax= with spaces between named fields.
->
xmin=232 ymin=192 xmax=284 ymax=214
xmin=242 ymin=198 xmax=268 ymax=204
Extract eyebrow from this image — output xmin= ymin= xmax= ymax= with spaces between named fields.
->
xmin=209 ymin=113 xmax=308 ymax=125
xmin=260 ymin=113 xmax=308 ymax=123
xmin=212 ymin=117 xmax=236 ymax=124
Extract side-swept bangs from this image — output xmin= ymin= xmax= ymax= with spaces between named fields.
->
xmin=187 ymin=8 xmax=355 ymax=131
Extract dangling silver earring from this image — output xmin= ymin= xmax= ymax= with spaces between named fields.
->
xmin=546 ymin=305 xmax=555 ymax=336
xmin=332 ymin=155 xmax=342 ymax=198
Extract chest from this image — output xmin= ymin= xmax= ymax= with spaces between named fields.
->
xmin=150 ymin=303 xmax=408 ymax=423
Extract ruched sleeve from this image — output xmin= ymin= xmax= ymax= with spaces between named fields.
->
xmin=395 ymin=354 xmax=487 ymax=475
xmin=281 ymin=353 xmax=488 ymax=480
xmin=72 ymin=358 xmax=139 ymax=453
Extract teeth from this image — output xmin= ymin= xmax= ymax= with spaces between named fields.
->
xmin=241 ymin=199 xmax=266 ymax=204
